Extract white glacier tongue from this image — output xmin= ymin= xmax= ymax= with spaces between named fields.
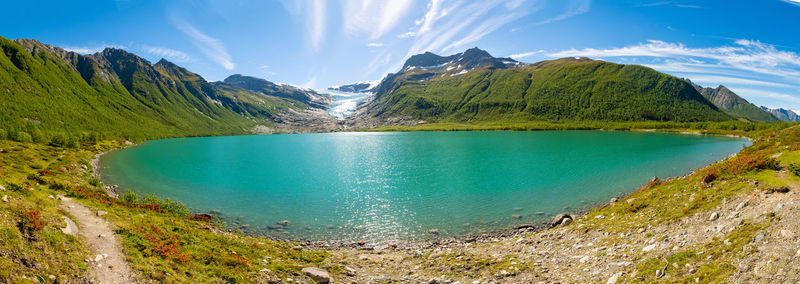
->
xmin=318 ymin=89 xmax=373 ymax=119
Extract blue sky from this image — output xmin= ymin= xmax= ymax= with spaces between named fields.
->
xmin=2 ymin=0 xmax=800 ymax=112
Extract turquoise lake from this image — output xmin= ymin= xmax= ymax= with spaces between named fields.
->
xmin=99 ymin=131 xmax=748 ymax=243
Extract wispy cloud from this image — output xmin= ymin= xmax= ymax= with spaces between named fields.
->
xmin=281 ymin=0 xmax=326 ymax=51
xmin=140 ymin=44 xmax=191 ymax=62
xmin=548 ymin=39 xmax=800 ymax=81
xmin=547 ymin=39 xmax=800 ymax=110
xmin=780 ymin=0 xmax=800 ymax=6
xmin=343 ymin=0 xmax=414 ymax=39
xmin=174 ymin=20 xmax=235 ymax=70
xmin=63 ymin=43 xmax=125 ymax=54
xmin=536 ymin=0 xmax=591 ymax=25
xmin=367 ymin=43 xmax=384 ymax=47
xmin=509 ymin=50 xmax=543 ymax=60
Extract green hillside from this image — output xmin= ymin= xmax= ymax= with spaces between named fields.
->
xmin=360 ymin=56 xmax=733 ymax=123
xmin=0 ymin=37 xmax=324 ymax=145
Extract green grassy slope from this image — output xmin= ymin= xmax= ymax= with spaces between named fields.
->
xmin=363 ymin=58 xmax=733 ymax=123
xmin=0 ymin=37 xmax=321 ymax=144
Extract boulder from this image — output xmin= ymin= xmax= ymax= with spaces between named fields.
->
xmin=561 ymin=218 xmax=572 ymax=226
xmin=278 ymin=220 xmax=290 ymax=225
xmin=96 ymin=210 xmax=107 ymax=217
xmin=511 ymin=214 xmax=522 ymax=219
xmin=301 ymin=267 xmax=331 ymax=283
xmin=551 ymin=213 xmax=572 ymax=227
xmin=61 ymin=216 xmax=78 ymax=236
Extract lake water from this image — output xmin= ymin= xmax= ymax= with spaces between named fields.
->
xmin=99 ymin=131 xmax=748 ymax=243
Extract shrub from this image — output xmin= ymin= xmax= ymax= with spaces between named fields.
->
xmin=18 ymin=209 xmax=44 ymax=234
xmin=789 ymin=163 xmax=800 ymax=178
xmin=49 ymin=132 xmax=79 ymax=148
xmin=6 ymin=182 xmax=26 ymax=193
xmin=0 ymin=129 xmax=6 ymax=140
xmin=13 ymin=131 xmax=32 ymax=143
xmin=120 ymin=191 xmax=139 ymax=204
xmin=722 ymin=153 xmax=781 ymax=175
xmin=88 ymin=177 xmax=101 ymax=188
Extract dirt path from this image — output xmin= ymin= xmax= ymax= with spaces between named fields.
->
xmin=59 ymin=196 xmax=137 ymax=283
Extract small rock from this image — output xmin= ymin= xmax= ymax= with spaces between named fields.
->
xmin=561 ymin=218 xmax=572 ymax=226
xmin=98 ymin=234 xmax=106 ymax=238
xmin=343 ymin=266 xmax=357 ymax=276
xmin=2 ymin=195 xmax=7 ymax=203
xmin=551 ymin=213 xmax=572 ymax=227
xmin=735 ymin=201 xmax=747 ymax=211
xmin=513 ymin=207 xmax=523 ymax=211
xmin=775 ymin=204 xmax=784 ymax=211
xmin=267 ymin=224 xmax=282 ymax=230
xmin=610 ymin=197 xmax=618 ymax=204
xmin=357 ymin=240 xmax=366 ymax=246
xmin=49 ymin=275 xmax=56 ymax=280
xmin=642 ymin=244 xmax=656 ymax=252
xmin=595 ymin=215 xmax=605 ymax=219
xmin=48 ymin=195 xmax=54 ymax=199
xmin=301 ymin=267 xmax=331 ymax=283
xmin=429 ymin=229 xmax=440 ymax=234
xmin=656 ymin=269 xmax=665 ymax=278
xmin=754 ymin=233 xmax=765 ymax=242
xmin=0 ymin=185 xmax=4 ymax=191
xmin=512 ymin=214 xmax=522 ymax=219
xmin=638 ymin=228 xmax=646 ymax=234
xmin=607 ymin=272 xmax=623 ymax=284
xmin=278 ymin=220 xmax=290 ymax=225
xmin=709 ymin=212 xmax=719 ymax=221
xmin=96 ymin=210 xmax=107 ymax=217
xmin=94 ymin=254 xmax=104 ymax=262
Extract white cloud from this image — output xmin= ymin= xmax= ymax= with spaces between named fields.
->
xmin=343 ymin=0 xmax=414 ymax=39
xmin=548 ymin=40 xmax=800 ymax=81
xmin=681 ymin=75 xmax=793 ymax=88
xmin=310 ymin=0 xmax=326 ymax=50
xmin=509 ymin=51 xmax=542 ymax=60
xmin=174 ymin=20 xmax=235 ymax=70
xmin=367 ymin=43 xmax=384 ymax=47
xmin=536 ymin=0 xmax=591 ymax=25
xmin=260 ymin=64 xmax=270 ymax=69
xmin=442 ymin=11 xmax=528 ymax=53
xmin=397 ymin=31 xmax=416 ymax=38
xmin=280 ymin=0 xmax=326 ymax=51
xmin=781 ymin=0 xmax=800 ymax=6
xmin=140 ymin=44 xmax=191 ymax=62
xmin=63 ymin=43 xmax=125 ymax=54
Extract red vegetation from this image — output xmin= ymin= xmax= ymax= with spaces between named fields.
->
xmin=188 ymin=214 xmax=212 ymax=222
xmin=128 ymin=224 xmax=189 ymax=263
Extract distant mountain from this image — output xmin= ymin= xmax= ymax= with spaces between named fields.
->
xmin=371 ymin=47 xmax=523 ymax=95
xmin=0 ymin=36 xmax=330 ymax=141
xmin=687 ymin=81 xmax=777 ymax=123
xmin=760 ymin=106 xmax=800 ymax=122
xmin=219 ymin=74 xmax=330 ymax=109
xmin=328 ymin=80 xmax=380 ymax=93
xmin=351 ymin=48 xmax=731 ymax=125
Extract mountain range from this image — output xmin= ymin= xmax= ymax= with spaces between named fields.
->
xmin=1 ymin=36 xmax=795 ymax=143
xmin=687 ymin=80 xmax=778 ymax=123
xmin=350 ymin=48 xmax=733 ymax=126
xmin=760 ymin=106 xmax=800 ymax=122
xmin=0 ymin=36 xmax=331 ymax=141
